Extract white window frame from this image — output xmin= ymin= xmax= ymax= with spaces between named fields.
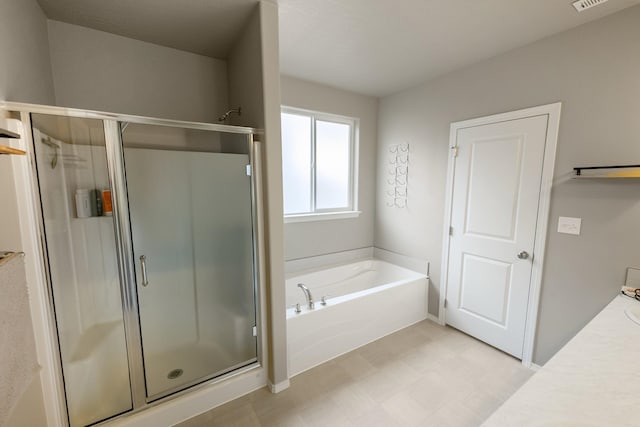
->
xmin=281 ymin=106 xmax=360 ymax=222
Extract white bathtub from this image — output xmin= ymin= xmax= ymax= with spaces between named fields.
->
xmin=286 ymin=259 xmax=429 ymax=376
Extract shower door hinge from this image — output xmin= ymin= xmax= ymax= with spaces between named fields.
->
xmin=252 ymin=325 xmax=257 ymax=337
xmin=246 ymin=164 xmax=252 ymax=176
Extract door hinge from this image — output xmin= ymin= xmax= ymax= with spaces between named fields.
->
xmin=252 ymin=325 xmax=257 ymax=337
xmin=444 ymin=299 xmax=448 ymax=309
xmin=449 ymin=226 xmax=453 ymax=236
xmin=451 ymin=146 xmax=459 ymax=158
xmin=246 ymin=164 xmax=252 ymax=176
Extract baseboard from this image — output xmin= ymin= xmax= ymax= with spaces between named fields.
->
xmin=427 ymin=313 xmax=441 ymax=324
xmin=268 ymin=379 xmax=290 ymax=393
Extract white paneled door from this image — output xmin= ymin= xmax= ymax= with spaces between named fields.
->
xmin=445 ymin=114 xmax=549 ymax=358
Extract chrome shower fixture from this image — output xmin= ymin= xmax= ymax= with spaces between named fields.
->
xmin=41 ymin=135 xmax=60 ymax=169
xmin=218 ymin=106 xmax=242 ymax=123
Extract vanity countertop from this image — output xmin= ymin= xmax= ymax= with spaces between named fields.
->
xmin=482 ymin=294 xmax=640 ymax=427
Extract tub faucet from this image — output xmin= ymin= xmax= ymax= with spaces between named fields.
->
xmin=297 ymin=283 xmax=315 ymax=309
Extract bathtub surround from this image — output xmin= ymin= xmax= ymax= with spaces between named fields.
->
xmin=373 ymin=247 xmax=429 ymax=276
xmin=283 ymin=246 xmax=429 ymax=277
xmin=376 ymin=4 xmax=640 ymax=365
xmin=284 ymin=247 xmax=374 ymax=274
xmin=280 ymin=76 xmax=378 ymax=261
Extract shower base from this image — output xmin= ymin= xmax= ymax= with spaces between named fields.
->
xmin=145 ymin=342 xmax=248 ymax=399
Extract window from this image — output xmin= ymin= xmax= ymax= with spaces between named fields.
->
xmin=281 ymin=107 xmax=358 ymax=220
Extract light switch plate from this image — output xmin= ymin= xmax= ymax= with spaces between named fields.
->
xmin=557 ymin=216 xmax=581 ymax=235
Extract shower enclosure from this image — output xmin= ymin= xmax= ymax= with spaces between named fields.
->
xmin=17 ymin=105 xmax=261 ymax=427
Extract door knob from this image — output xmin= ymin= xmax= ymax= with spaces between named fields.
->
xmin=517 ymin=251 xmax=529 ymax=260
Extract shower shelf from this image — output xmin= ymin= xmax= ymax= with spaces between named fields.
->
xmin=573 ymin=164 xmax=640 ymax=179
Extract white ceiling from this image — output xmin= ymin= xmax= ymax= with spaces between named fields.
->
xmin=36 ymin=0 xmax=640 ymax=97
xmin=36 ymin=0 xmax=259 ymax=58
xmin=278 ymin=0 xmax=640 ymax=96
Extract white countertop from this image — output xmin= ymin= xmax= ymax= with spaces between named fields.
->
xmin=482 ymin=294 xmax=640 ymax=427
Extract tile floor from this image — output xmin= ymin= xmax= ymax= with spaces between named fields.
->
xmin=177 ymin=320 xmax=533 ymax=427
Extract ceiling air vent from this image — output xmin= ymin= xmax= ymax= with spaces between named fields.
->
xmin=572 ymin=0 xmax=609 ymax=12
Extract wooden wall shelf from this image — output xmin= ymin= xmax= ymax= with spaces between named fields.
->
xmin=0 ymin=145 xmax=26 ymax=155
xmin=0 ymin=117 xmax=24 ymax=154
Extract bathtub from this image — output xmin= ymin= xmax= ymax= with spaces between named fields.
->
xmin=286 ymin=259 xmax=429 ymax=376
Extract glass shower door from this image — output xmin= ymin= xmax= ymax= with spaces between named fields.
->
xmin=121 ymin=124 xmax=258 ymax=399
xmin=31 ymin=114 xmax=133 ymax=426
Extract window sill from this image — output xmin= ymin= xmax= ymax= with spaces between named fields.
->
xmin=284 ymin=211 xmax=362 ymax=224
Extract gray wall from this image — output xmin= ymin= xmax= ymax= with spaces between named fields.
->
xmin=228 ymin=1 xmax=288 ymax=386
xmin=280 ymin=75 xmax=378 ymax=260
xmin=47 ymin=20 xmax=229 ymax=123
xmin=228 ymin=6 xmax=265 ymax=129
xmin=0 ymin=0 xmax=56 ymax=252
xmin=258 ymin=0 xmax=288 ymax=386
xmin=376 ymin=5 xmax=640 ymax=364
xmin=0 ymin=0 xmax=55 ymax=105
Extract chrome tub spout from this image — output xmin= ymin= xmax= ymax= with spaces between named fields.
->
xmin=297 ymin=283 xmax=315 ymax=309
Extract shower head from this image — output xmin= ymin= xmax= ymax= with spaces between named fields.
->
xmin=218 ymin=107 xmax=242 ymax=123
xmin=41 ymin=136 xmax=60 ymax=169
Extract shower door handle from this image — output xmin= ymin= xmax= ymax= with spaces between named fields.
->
xmin=140 ymin=255 xmax=149 ymax=287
